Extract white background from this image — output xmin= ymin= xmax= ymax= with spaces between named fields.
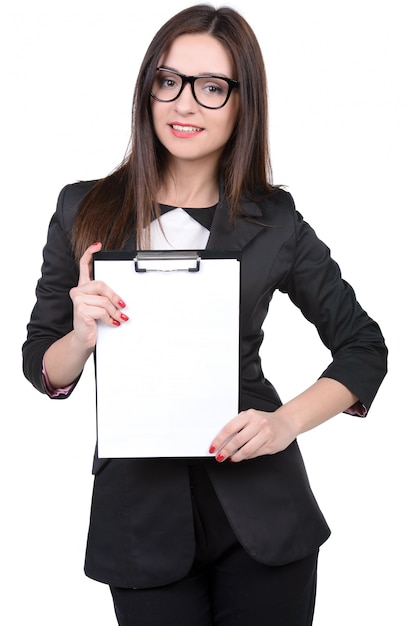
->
xmin=2 ymin=0 xmax=416 ymax=623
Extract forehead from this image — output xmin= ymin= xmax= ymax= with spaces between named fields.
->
xmin=159 ymin=33 xmax=235 ymax=76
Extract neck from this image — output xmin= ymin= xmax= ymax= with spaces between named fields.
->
xmin=158 ymin=159 xmax=220 ymax=208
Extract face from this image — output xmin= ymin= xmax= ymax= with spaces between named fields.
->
xmin=150 ymin=33 xmax=239 ymax=167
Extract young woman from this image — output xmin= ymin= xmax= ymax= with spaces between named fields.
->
xmin=22 ymin=5 xmax=388 ymax=625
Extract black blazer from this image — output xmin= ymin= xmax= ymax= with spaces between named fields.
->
xmin=23 ymin=181 xmax=388 ymax=588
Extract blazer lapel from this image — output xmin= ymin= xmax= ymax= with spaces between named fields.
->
xmin=206 ymin=197 xmax=265 ymax=251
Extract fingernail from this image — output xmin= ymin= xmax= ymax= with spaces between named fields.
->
xmin=209 ymin=445 xmax=216 ymax=454
xmin=118 ymin=300 xmax=126 ymax=308
xmin=92 ymin=241 xmax=101 ymax=246
xmin=112 ymin=319 xmax=121 ymax=326
xmin=216 ymin=454 xmax=224 ymax=463
xmin=120 ymin=313 xmax=129 ymax=321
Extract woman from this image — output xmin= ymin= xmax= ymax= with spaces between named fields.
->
xmin=22 ymin=4 xmax=388 ymax=625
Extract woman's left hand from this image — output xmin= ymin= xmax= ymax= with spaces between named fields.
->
xmin=209 ymin=379 xmax=359 ymax=462
xmin=209 ymin=408 xmax=297 ymax=463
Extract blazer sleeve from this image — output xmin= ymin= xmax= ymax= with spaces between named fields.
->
xmin=280 ymin=207 xmax=388 ymax=414
xmin=22 ymin=182 xmax=93 ymax=396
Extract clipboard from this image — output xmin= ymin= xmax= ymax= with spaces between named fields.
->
xmin=93 ymin=250 xmax=241 ymax=458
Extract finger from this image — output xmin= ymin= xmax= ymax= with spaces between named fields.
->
xmin=77 ymin=302 xmax=125 ymax=327
xmin=229 ymin=432 xmax=269 ymax=462
xmin=209 ymin=414 xmax=246 ymax=454
xmin=71 ymin=290 xmax=129 ymax=325
xmin=78 ymin=242 xmax=102 ymax=286
xmin=209 ymin=413 xmax=253 ymax=461
xmin=216 ymin=423 xmax=262 ymax=462
xmin=210 ymin=409 xmax=276 ymax=462
xmin=72 ymin=256 xmax=128 ymax=316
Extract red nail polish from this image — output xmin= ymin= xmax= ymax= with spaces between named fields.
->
xmin=112 ymin=319 xmax=121 ymax=326
xmin=118 ymin=300 xmax=126 ymax=308
xmin=120 ymin=313 xmax=129 ymax=321
xmin=216 ymin=454 xmax=224 ymax=462
xmin=209 ymin=445 xmax=216 ymax=454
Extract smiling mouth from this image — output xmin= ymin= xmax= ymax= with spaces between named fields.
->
xmin=170 ymin=124 xmax=204 ymax=132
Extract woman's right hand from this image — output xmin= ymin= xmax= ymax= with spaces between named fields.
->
xmin=69 ymin=242 xmax=129 ymax=350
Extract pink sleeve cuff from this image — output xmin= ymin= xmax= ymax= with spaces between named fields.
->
xmin=42 ymin=356 xmax=75 ymax=398
xmin=344 ymin=400 xmax=367 ymax=417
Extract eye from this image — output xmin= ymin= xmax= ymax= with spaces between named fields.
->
xmin=158 ymin=72 xmax=180 ymax=90
xmin=210 ymin=85 xmax=225 ymax=95
xmin=197 ymin=78 xmax=228 ymax=96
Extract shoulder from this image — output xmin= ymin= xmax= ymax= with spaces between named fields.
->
xmin=263 ymin=186 xmax=298 ymax=213
xmin=57 ymin=179 xmax=99 ymax=213
xmin=54 ymin=179 xmax=99 ymax=236
xmin=249 ymin=186 xmax=304 ymax=230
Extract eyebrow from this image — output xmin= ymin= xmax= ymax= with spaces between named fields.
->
xmin=158 ymin=65 xmax=231 ymax=79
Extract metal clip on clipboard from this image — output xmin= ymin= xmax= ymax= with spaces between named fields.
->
xmin=134 ymin=251 xmax=201 ymax=273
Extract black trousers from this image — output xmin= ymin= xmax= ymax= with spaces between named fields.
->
xmin=110 ymin=463 xmax=318 ymax=626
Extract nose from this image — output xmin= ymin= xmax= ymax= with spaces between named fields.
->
xmin=174 ymin=82 xmax=197 ymax=112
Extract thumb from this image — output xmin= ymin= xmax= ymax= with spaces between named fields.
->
xmin=78 ymin=242 xmax=102 ymax=285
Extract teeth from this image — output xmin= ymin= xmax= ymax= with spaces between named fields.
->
xmin=172 ymin=124 xmax=203 ymax=132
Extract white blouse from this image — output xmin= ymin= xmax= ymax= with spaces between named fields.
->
xmin=149 ymin=206 xmax=215 ymax=250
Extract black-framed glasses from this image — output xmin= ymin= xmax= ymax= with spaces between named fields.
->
xmin=151 ymin=67 xmax=239 ymax=110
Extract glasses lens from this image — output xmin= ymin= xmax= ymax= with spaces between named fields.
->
xmin=152 ymin=70 xmax=182 ymax=102
xmin=194 ymin=76 xmax=230 ymax=108
xmin=152 ymin=70 xmax=232 ymax=108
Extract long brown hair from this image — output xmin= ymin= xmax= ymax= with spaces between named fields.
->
xmin=72 ymin=4 xmax=273 ymax=261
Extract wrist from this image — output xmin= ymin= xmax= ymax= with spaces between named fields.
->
xmin=274 ymin=406 xmax=300 ymax=441
xmin=71 ymin=328 xmax=96 ymax=356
